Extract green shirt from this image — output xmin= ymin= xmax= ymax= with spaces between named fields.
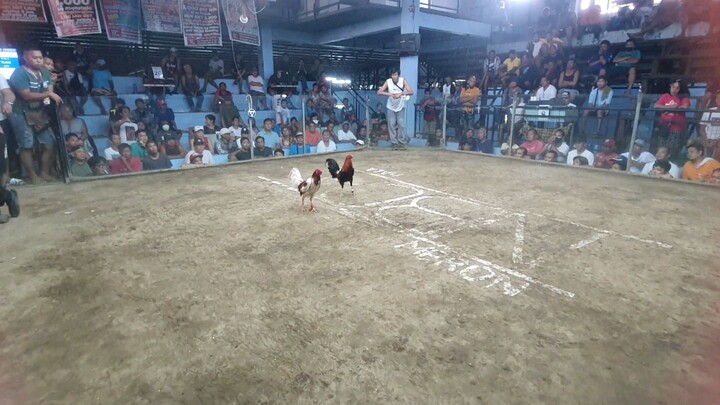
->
xmin=614 ymin=49 xmax=641 ymax=68
xmin=8 ymin=66 xmax=53 ymax=116
xmin=131 ymin=142 xmax=147 ymax=158
xmin=70 ymin=162 xmax=93 ymax=177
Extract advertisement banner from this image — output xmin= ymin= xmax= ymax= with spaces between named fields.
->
xmin=141 ymin=0 xmax=182 ymax=34
xmin=0 ymin=0 xmax=47 ymax=22
xmin=100 ymin=0 xmax=142 ymax=43
xmin=223 ymin=0 xmax=259 ymax=46
xmin=180 ymin=0 xmax=222 ymax=47
xmin=47 ymin=0 xmax=102 ymax=38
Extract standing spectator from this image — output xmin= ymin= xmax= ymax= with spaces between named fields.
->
xmin=620 ymin=139 xmax=655 ymax=173
xmin=520 ymin=129 xmax=544 ymax=159
xmin=154 ymin=99 xmax=177 ymax=130
xmin=68 ymin=146 xmax=93 ymax=177
xmin=181 ymin=64 xmax=204 ymax=112
xmin=131 ymin=130 xmax=150 ymax=158
xmin=536 ymin=6 xmax=556 ymax=33
xmin=63 ymin=60 xmax=88 ymax=114
xmin=699 ymin=92 xmax=720 ymax=160
xmin=132 ymin=98 xmax=154 ymax=132
xmin=185 ymin=137 xmax=214 ymax=165
xmin=656 ymin=79 xmax=691 ymax=157
xmin=566 ymin=138 xmax=595 ymax=165
xmin=459 ymin=75 xmax=481 ymax=131
xmin=202 ymin=51 xmax=225 ymax=93
xmin=316 ymin=130 xmax=337 ymax=153
xmin=340 ymin=97 xmax=354 ymax=122
xmin=161 ymin=47 xmax=181 ymax=88
xmin=420 ymin=88 xmax=437 ymax=135
xmin=59 ymin=104 xmax=97 ymax=156
xmin=582 ymin=76 xmax=613 ymax=135
xmin=296 ymin=58 xmax=309 ymax=94
xmin=607 ymin=39 xmax=641 ymax=94
xmin=247 ymin=67 xmax=266 ymax=110
xmin=254 ymin=136 xmax=273 ymax=158
xmin=641 ymin=146 xmax=681 ymax=178
xmin=442 ymin=76 xmax=457 ymax=100
xmin=104 ymin=133 xmax=122 ymax=160
xmin=377 ymin=68 xmax=414 ymax=150
xmin=90 ymin=59 xmax=116 ymax=115
xmin=535 ymin=76 xmax=557 ymax=101
xmin=8 ymin=46 xmax=62 ymax=184
xmin=142 ymin=140 xmax=172 ymax=171
xmin=557 ymin=59 xmax=580 ymax=92
xmin=0 ymin=72 xmax=15 ymax=187
xmin=587 ymin=40 xmax=613 ymax=77
xmin=110 ymin=143 xmax=142 ymax=174
xmin=219 ymin=95 xmax=241 ymax=128
xmin=682 ymin=142 xmax=720 ymax=181
xmin=212 ymin=82 xmax=232 ymax=113
xmin=593 ymin=139 xmax=619 ymax=169
xmin=628 ymin=0 xmax=681 ymax=40
xmin=229 ymin=137 xmax=252 ymax=161
xmin=543 ymin=129 xmax=570 ymax=162
xmin=214 ymin=128 xmax=236 ymax=155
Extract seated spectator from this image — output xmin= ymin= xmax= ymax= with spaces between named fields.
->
xmin=641 ymin=146 xmax=681 ymax=178
xmin=305 ymin=122 xmax=322 ymax=146
xmin=593 ymin=139 xmax=619 ymax=169
xmin=289 ymin=132 xmax=311 ymax=156
xmin=355 ymin=140 xmax=365 ymax=149
xmin=337 ymin=122 xmax=357 ymax=143
xmin=607 ymin=39 xmax=640 ymax=94
xmin=543 ymin=129 xmax=570 ymax=162
xmin=544 ymin=150 xmax=558 ymax=162
xmin=64 ymin=133 xmax=82 ymax=160
xmin=480 ymin=52 xmax=501 ymax=89
xmin=59 ymin=105 xmax=96 ymax=156
xmin=228 ymin=116 xmax=245 ymax=138
xmin=203 ymin=114 xmax=220 ymax=137
xmin=68 ymin=146 xmax=93 ymax=177
xmin=280 ymin=125 xmax=293 ymax=148
xmin=520 ymin=129 xmax=544 ymax=158
xmin=655 ymin=79 xmax=691 ymax=157
xmin=229 ymin=137 xmax=252 ymax=161
xmin=142 ymin=140 xmax=172 ymax=171
xmin=587 ymin=40 xmax=613 ymax=77
xmin=160 ymin=133 xmax=186 ymax=158
xmin=274 ymin=149 xmax=285 ymax=157
xmin=213 ymin=82 xmax=232 ymax=113
xmin=528 ymin=32 xmax=545 ymax=59
xmin=573 ymin=156 xmax=589 ymax=166
xmin=88 ymin=156 xmax=110 ymax=176
xmin=202 ymin=51 xmax=225 ymax=93
xmin=518 ymin=57 xmax=542 ymax=91
xmin=131 ymin=130 xmax=150 ymax=158
xmin=189 ymin=126 xmax=212 ymax=152
xmin=566 ymin=139 xmax=595 ymax=165
xmin=154 ymin=99 xmax=177 ymax=131
xmin=649 ymin=160 xmax=674 ymax=179
xmin=112 ymin=106 xmax=138 ymax=143
xmin=514 ymin=147 xmax=531 ymax=159
xmin=276 ymin=98 xmax=291 ymax=127
xmin=458 ymin=128 xmax=477 ymax=151
xmin=682 ymin=142 xmax=720 ymax=181
xmin=579 ymin=2 xmax=603 ymax=41
xmin=247 ymin=67 xmax=267 ymax=110
xmin=610 ymin=155 xmax=628 ymax=171
xmin=535 ymin=76 xmax=557 ymax=101
xmin=259 ymin=118 xmax=281 ymax=149
xmin=104 ymin=133 xmax=122 ymax=160
xmin=110 ymin=143 xmax=142 ymax=174
xmin=557 ymin=59 xmax=580 ymax=91
xmin=219 ymin=95 xmax=241 ymax=128
xmin=132 ymin=98 xmax=154 ymax=131
xmin=582 ymin=76 xmax=613 ymax=135
xmin=709 ymin=168 xmax=720 ymax=184
xmin=357 ymin=126 xmax=369 ymax=142
xmin=90 ymin=59 xmax=116 ymax=115
xmin=254 ymin=136 xmax=273 ymax=158
xmin=185 ymin=138 xmax=215 ymax=165
xmin=63 ymin=59 xmax=88 ymax=115
xmin=503 ymin=50 xmax=521 ymax=78
xmin=698 ymin=92 xmax=720 ymax=160
xmin=628 ymin=0 xmax=681 ymax=40
xmin=155 ymin=121 xmax=177 ymax=144
xmin=108 ymin=98 xmax=127 ymax=123
xmin=476 ymin=127 xmax=493 ymax=154
xmin=181 ymin=64 xmax=204 ymax=112
xmin=620 ymin=139 xmax=655 ymax=173
xmin=214 ymin=128 xmax=237 ymax=155
xmin=267 ymin=68 xmax=290 ymax=96
xmin=183 ymin=153 xmax=205 ymax=168
xmin=316 ymin=130 xmax=337 ymax=153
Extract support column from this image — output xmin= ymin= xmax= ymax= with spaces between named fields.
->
xmin=259 ymin=25 xmax=274 ymax=80
xmin=400 ymin=0 xmax=419 ymax=138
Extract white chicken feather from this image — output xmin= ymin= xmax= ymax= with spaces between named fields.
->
xmin=289 ymin=167 xmax=322 ymax=212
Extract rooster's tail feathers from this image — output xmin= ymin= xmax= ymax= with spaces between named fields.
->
xmin=289 ymin=168 xmax=303 ymax=187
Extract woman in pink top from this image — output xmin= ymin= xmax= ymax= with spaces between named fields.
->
xmin=655 ymin=79 xmax=691 ymax=157
xmin=521 ymin=129 xmax=545 ymax=159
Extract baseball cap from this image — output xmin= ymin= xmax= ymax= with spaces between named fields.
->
xmin=194 ymin=125 xmax=204 ymax=133
xmin=190 ymin=153 xmax=203 ymax=161
xmin=193 ymin=138 xmax=205 ymax=146
xmin=219 ymin=128 xmax=232 ymax=136
xmin=96 ymin=59 xmax=106 ymax=66
xmin=295 ymin=131 xmax=304 ymax=137
xmin=610 ymin=155 xmax=628 ymax=169
xmin=355 ymin=140 xmax=365 ymax=146
xmin=603 ymin=139 xmax=616 ymax=148
xmin=633 ymin=139 xmax=646 ymax=147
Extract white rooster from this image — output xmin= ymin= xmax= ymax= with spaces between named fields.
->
xmin=289 ymin=167 xmax=323 ymax=212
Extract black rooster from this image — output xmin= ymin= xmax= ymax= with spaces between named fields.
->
xmin=325 ymin=154 xmax=355 ymax=194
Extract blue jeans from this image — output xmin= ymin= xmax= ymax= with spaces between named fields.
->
xmin=185 ymin=94 xmax=204 ymax=111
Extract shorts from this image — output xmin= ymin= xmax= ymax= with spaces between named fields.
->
xmin=607 ymin=65 xmax=634 ymax=78
xmin=10 ymin=115 xmax=55 ymax=150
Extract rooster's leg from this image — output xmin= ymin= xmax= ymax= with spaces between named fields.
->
xmin=300 ymin=195 xmax=306 ymax=212
xmin=350 ymin=180 xmax=354 ymax=195
xmin=309 ymin=197 xmax=317 ymax=212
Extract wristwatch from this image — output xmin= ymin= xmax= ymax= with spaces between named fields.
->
xmin=4 ymin=101 xmax=12 ymax=105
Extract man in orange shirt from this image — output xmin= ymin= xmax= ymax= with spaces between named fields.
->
xmin=304 ymin=121 xmax=322 ymax=146
xmin=459 ymin=75 xmax=481 ymax=133
xmin=682 ymin=142 xmax=720 ymax=182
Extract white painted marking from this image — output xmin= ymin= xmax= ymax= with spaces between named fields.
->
xmin=570 ymin=233 xmax=609 ymax=250
xmin=512 ymin=214 xmax=526 ymax=264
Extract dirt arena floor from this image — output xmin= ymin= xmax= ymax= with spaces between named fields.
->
xmin=1 ymin=149 xmax=719 ymax=404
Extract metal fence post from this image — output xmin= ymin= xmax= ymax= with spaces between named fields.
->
xmin=508 ymin=97 xmax=518 ymax=151
xmin=247 ymin=94 xmax=255 ymax=160
xmin=441 ymin=98 xmax=447 ymax=149
xmin=302 ymin=95 xmax=307 ymax=154
xmin=366 ymin=95 xmax=371 ymax=149
xmin=626 ymin=91 xmax=644 ymax=172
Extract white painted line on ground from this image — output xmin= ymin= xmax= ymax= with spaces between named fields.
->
xmin=513 ymin=214 xmax=526 ymax=264
xmin=570 ymin=232 xmax=609 ymax=250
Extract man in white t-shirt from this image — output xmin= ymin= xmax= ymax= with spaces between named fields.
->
xmin=276 ymin=98 xmax=291 ymax=126
xmin=337 ymin=122 xmax=356 ymax=143
xmin=104 ymin=133 xmax=122 ymax=160
xmin=566 ymin=139 xmax=595 ymax=166
xmin=620 ymin=139 xmax=655 ymax=173
xmin=535 ymin=76 xmax=557 ymax=101
xmin=184 ymin=137 xmax=215 ymax=165
xmin=247 ymin=67 xmax=266 ymax=110
xmin=699 ymin=92 xmax=720 ymax=160
xmin=316 ymin=130 xmax=337 ymax=153
xmin=377 ymin=68 xmax=414 ymax=150
xmin=543 ymin=128 xmax=570 ymax=162
xmin=641 ymin=146 xmax=681 ymax=178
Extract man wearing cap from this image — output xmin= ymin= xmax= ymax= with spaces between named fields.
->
xmin=214 ymin=128 xmax=237 ymax=155
xmin=90 ymin=59 xmax=116 ymax=115
xmin=593 ymin=139 xmax=619 ymax=169
xmin=377 ymin=68 xmax=414 ymax=150
xmin=289 ymin=132 xmax=311 ymax=156
xmin=185 ymin=137 xmax=215 ymax=165
xmin=641 ymin=146 xmax=681 ymax=178
xmin=620 ymin=139 xmax=655 ymax=173
xmin=337 ymin=121 xmax=356 ymax=143
xmin=566 ymin=138 xmax=595 ymax=166
xmin=190 ymin=126 xmax=212 ymax=152
xmin=154 ymin=99 xmax=177 ymax=131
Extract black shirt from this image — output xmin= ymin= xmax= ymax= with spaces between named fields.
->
xmin=254 ymin=146 xmax=273 ymax=158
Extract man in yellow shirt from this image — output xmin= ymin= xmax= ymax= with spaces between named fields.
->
xmin=459 ymin=75 xmax=481 ymax=131
xmin=682 ymin=142 xmax=720 ymax=181
xmin=503 ymin=50 xmax=521 ymax=76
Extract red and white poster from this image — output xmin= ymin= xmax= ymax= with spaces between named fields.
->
xmin=223 ymin=0 xmax=259 ymax=46
xmin=100 ymin=0 xmax=142 ymax=43
xmin=0 ymin=0 xmax=47 ymax=22
xmin=180 ymin=0 xmax=222 ymax=47
xmin=141 ymin=0 xmax=182 ymax=34
xmin=47 ymin=0 xmax=102 ymax=38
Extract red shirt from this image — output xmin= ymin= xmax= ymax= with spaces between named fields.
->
xmin=594 ymin=151 xmax=618 ymax=169
xmin=305 ymin=130 xmax=322 ymax=146
xmin=521 ymin=140 xmax=544 ymax=158
xmin=215 ymin=88 xmax=232 ymax=98
xmin=110 ymin=157 xmax=143 ymax=174
xmin=657 ymin=93 xmax=691 ymax=132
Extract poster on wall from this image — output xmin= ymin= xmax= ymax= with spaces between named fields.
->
xmin=223 ymin=0 xmax=259 ymax=46
xmin=180 ymin=0 xmax=222 ymax=47
xmin=0 ymin=0 xmax=47 ymax=22
xmin=141 ymin=0 xmax=182 ymax=34
xmin=47 ymin=0 xmax=102 ymax=38
xmin=100 ymin=0 xmax=142 ymax=43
